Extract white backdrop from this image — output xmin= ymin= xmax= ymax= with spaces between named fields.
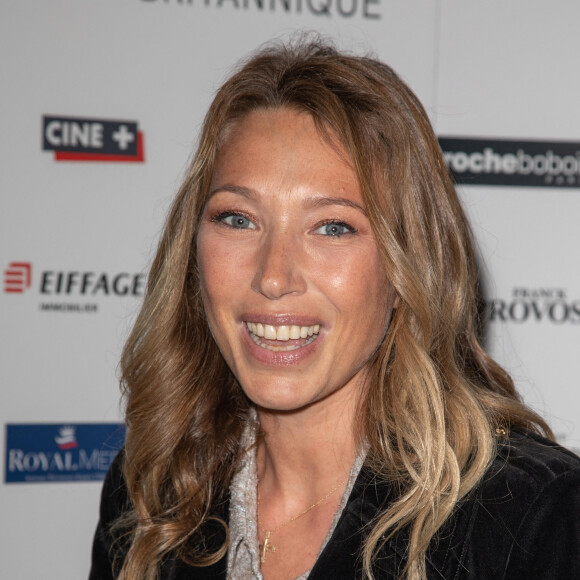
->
xmin=1 ymin=1 xmax=579 ymax=577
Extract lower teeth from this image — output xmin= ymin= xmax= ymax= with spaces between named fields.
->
xmin=249 ymin=332 xmax=318 ymax=351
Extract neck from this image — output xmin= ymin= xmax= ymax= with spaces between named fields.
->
xmin=255 ymin=394 xmax=360 ymax=507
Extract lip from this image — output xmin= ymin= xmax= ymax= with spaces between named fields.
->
xmin=240 ymin=316 xmax=323 ymax=367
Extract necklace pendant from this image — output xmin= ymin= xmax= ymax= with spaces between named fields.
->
xmin=259 ymin=530 xmax=277 ymax=564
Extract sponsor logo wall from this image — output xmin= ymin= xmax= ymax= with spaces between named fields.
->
xmin=2 ymin=2 xmax=579 ymax=579
xmin=439 ymin=135 xmax=580 ymax=451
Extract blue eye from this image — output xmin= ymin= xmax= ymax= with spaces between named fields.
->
xmin=315 ymin=222 xmax=354 ymax=236
xmin=220 ymin=214 xmax=256 ymax=230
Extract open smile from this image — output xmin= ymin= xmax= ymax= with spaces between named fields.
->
xmin=245 ymin=321 xmax=321 ymax=352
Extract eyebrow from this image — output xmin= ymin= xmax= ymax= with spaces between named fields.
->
xmin=208 ymin=184 xmax=257 ymax=200
xmin=304 ymin=196 xmax=367 ymax=216
xmin=208 ymin=184 xmax=367 ymax=216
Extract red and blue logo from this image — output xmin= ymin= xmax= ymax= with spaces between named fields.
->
xmin=54 ymin=426 xmax=79 ymax=450
xmin=42 ymin=115 xmax=145 ymax=162
xmin=5 ymin=423 xmax=125 ymax=483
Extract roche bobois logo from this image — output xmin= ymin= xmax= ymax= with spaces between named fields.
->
xmin=5 ymin=423 xmax=126 ymax=483
xmin=42 ymin=115 xmax=145 ymax=162
xmin=439 ymin=137 xmax=580 ymax=188
xmin=4 ymin=262 xmax=32 ymax=293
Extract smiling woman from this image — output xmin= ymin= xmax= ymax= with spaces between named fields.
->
xmin=89 ymin=38 xmax=580 ymax=580
xmin=197 ymin=109 xmax=395 ymax=415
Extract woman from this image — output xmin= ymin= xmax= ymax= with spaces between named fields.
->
xmin=90 ymin=39 xmax=580 ymax=580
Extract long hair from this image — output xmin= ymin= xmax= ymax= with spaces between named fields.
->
xmin=117 ymin=37 xmax=552 ymax=579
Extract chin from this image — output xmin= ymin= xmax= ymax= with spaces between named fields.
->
xmin=241 ymin=379 xmax=319 ymax=413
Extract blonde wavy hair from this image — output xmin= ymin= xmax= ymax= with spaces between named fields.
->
xmin=116 ymin=38 xmax=552 ymax=579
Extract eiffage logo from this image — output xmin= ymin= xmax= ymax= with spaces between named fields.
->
xmin=4 ymin=262 xmax=32 ymax=293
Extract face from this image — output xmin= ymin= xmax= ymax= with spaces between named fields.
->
xmin=197 ymin=108 xmax=397 ymax=414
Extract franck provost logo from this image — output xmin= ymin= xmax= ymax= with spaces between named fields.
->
xmin=484 ymin=288 xmax=580 ymax=324
xmin=439 ymin=137 xmax=580 ymax=188
xmin=5 ymin=423 xmax=125 ymax=483
xmin=42 ymin=115 xmax=145 ymax=162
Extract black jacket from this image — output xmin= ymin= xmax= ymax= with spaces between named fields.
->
xmin=90 ymin=431 xmax=580 ymax=579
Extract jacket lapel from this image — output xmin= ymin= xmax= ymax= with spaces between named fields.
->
xmin=308 ymin=467 xmax=409 ymax=579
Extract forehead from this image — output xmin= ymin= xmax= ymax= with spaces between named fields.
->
xmin=211 ymin=108 xmax=360 ymax=200
xmin=219 ymin=108 xmax=346 ymax=156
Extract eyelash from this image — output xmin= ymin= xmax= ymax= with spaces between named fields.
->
xmin=211 ymin=210 xmax=256 ymax=228
xmin=315 ymin=220 xmax=357 ymax=237
xmin=209 ymin=211 xmax=357 ymax=236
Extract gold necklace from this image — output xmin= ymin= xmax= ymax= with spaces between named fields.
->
xmin=257 ymin=476 xmax=348 ymax=564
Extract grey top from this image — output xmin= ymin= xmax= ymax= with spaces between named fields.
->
xmin=226 ymin=413 xmax=365 ymax=580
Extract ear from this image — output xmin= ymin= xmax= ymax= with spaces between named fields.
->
xmin=393 ymin=295 xmax=400 ymax=309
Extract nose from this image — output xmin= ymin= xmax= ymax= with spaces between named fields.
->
xmin=251 ymin=231 xmax=306 ymax=300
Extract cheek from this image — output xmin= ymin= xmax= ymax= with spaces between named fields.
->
xmin=197 ymin=229 xmax=254 ymax=282
xmin=198 ymin=229 xmax=237 ymax=280
xmin=327 ymin=251 xmax=393 ymax=333
xmin=196 ymin=233 xmax=231 ymax=317
xmin=196 ymin=241 xmax=237 ymax=359
xmin=196 ymin=232 xmax=257 ymax=347
xmin=316 ymin=249 xmax=386 ymax=302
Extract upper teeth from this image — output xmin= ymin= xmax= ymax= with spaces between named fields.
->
xmin=245 ymin=322 xmax=320 ymax=341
